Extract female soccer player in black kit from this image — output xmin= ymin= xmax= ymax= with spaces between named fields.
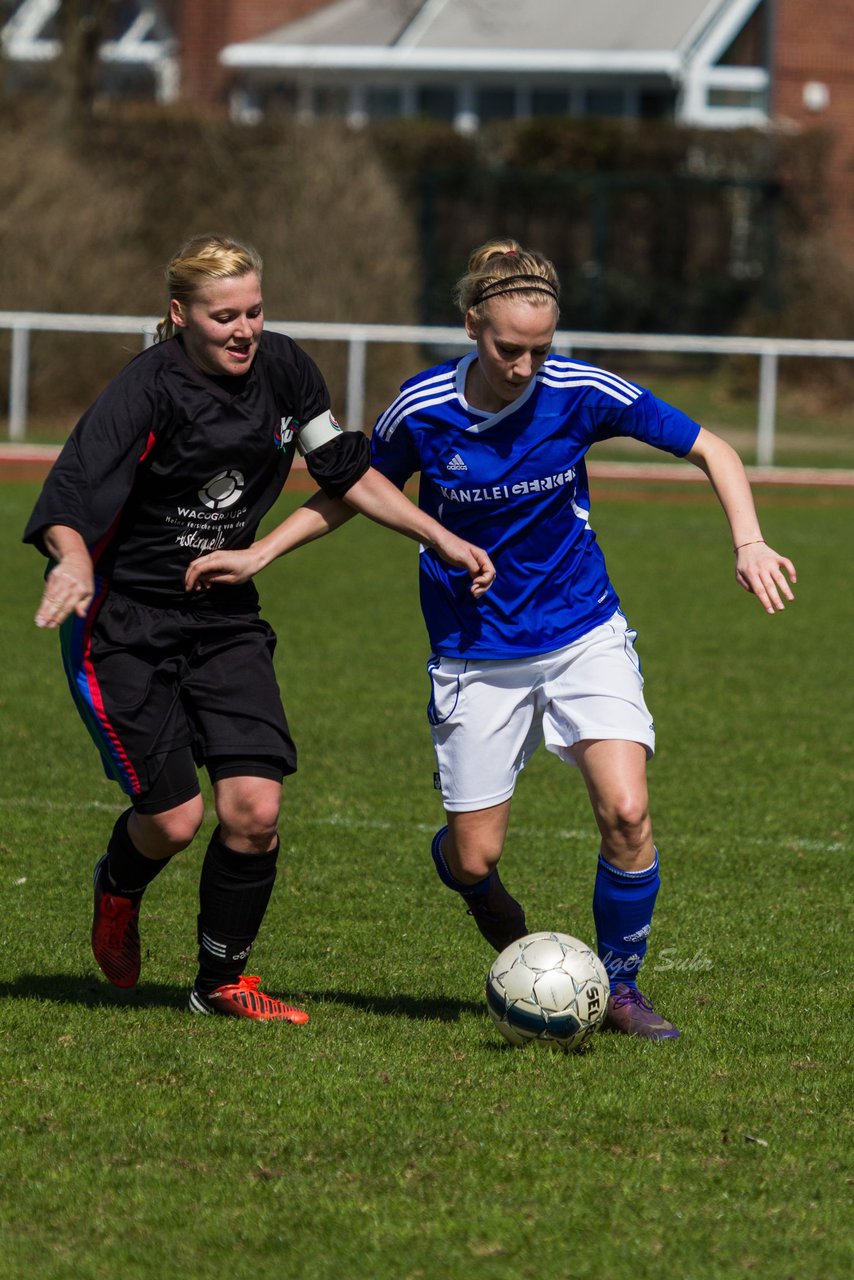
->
xmin=24 ymin=234 xmax=494 ymax=1022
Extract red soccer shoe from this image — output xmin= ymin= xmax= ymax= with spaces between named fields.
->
xmin=187 ymin=975 xmax=309 ymax=1023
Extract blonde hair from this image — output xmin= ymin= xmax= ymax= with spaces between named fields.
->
xmin=155 ymin=234 xmax=264 ymax=342
xmin=454 ymin=238 xmax=560 ymax=318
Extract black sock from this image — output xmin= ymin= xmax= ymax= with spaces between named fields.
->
xmin=195 ymin=826 xmax=279 ymax=993
xmin=102 ymin=810 xmax=171 ymax=899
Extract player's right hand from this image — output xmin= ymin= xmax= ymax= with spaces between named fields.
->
xmin=35 ymin=555 xmax=94 ymax=629
xmin=184 ymin=548 xmax=262 ymax=592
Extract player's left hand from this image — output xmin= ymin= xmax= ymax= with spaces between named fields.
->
xmin=735 ymin=542 xmax=796 ymax=614
xmin=433 ymin=532 xmax=496 ymax=598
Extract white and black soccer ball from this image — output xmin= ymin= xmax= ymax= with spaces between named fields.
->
xmin=486 ymin=931 xmax=610 ymax=1052
xmin=198 ymin=469 xmax=245 ymax=511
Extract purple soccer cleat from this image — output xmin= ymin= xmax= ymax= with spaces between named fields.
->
xmin=602 ymin=983 xmax=681 ymax=1039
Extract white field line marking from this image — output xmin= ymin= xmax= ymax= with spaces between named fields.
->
xmin=1 ymin=798 xmax=848 ymax=853
xmin=1 ymin=797 xmax=126 ymax=812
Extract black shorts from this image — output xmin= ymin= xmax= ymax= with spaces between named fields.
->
xmin=60 ymin=590 xmax=296 ymax=809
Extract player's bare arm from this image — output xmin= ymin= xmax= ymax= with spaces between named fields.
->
xmin=187 ymin=468 xmax=496 ymax=598
xmin=185 ymin=492 xmax=354 ymax=591
xmin=339 ymin=467 xmax=496 ymax=597
xmin=687 ymin=427 xmax=796 ymax=614
xmin=35 ymin=525 xmax=95 ymax=628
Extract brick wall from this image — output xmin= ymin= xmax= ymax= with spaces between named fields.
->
xmin=178 ymin=0 xmax=334 ymax=104
xmin=773 ymin=0 xmax=854 ymax=234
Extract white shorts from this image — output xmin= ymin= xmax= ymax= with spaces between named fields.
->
xmin=427 ymin=611 xmax=655 ymax=813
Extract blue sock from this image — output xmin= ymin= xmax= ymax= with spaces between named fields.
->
xmin=431 ymin=826 xmax=492 ymax=900
xmin=593 ymin=850 xmax=660 ymax=991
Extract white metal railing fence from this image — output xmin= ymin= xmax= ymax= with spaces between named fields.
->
xmin=3 ymin=311 xmax=854 ymax=466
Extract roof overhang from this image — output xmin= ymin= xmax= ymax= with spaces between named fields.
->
xmin=220 ymin=44 xmax=683 ymax=78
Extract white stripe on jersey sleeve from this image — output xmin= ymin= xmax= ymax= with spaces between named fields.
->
xmin=542 ymin=356 xmax=642 ymax=400
xmin=537 ymin=375 xmax=637 ymax=407
xmin=374 ymin=371 xmax=458 ymax=441
xmin=374 ymin=368 xmax=456 ymax=437
xmin=374 ymin=389 xmax=460 ymax=442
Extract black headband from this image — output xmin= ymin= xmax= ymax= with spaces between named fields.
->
xmin=471 ymin=274 xmax=559 ymax=308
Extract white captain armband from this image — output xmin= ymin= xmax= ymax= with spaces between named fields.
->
xmin=296 ymin=410 xmax=344 ymax=456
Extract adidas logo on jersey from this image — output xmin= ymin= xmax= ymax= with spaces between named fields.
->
xmin=446 ymin=453 xmax=468 ymax=472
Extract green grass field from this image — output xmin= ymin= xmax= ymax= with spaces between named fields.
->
xmin=1 ymin=480 xmax=851 ymax=1280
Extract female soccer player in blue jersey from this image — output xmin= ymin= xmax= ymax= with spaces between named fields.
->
xmin=25 ymin=233 xmax=494 ymax=1023
xmin=188 ymin=237 xmax=796 ymax=1039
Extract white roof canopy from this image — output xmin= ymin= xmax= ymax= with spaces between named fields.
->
xmin=219 ymin=0 xmax=769 ymax=127
xmin=222 ymin=0 xmax=754 ymax=71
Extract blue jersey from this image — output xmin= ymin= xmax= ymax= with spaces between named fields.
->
xmin=370 ymin=352 xmax=701 ymax=659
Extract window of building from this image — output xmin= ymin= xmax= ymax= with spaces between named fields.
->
xmin=416 ymin=86 xmax=456 ymax=121
xmin=313 ymin=84 xmax=350 ymax=117
xmin=476 ymin=86 xmax=516 ymax=122
xmin=366 ymin=85 xmax=403 ymax=119
xmin=639 ymin=89 xmax=676 ymax=119
xmin=531 ymin=88 xmax=572 ymax=117
xmin=584 ymin=87 xmax=625 ymax=118
xmin=718 ymin=0 xmax=768 ymax=67
xmin=708 ymin=86 xmax=766 ymax=110
xmin=262 ymin=84 xmax=299 ymax=117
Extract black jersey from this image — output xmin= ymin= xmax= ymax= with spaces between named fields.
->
xmin=24 ymin=331 xmax=362 ymax=609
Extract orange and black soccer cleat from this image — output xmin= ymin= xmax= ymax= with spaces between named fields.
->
xmin=91 ymin=855 xmax=142 ymax=988
xmin=187 ymin=974 xmax=309 ymax=1023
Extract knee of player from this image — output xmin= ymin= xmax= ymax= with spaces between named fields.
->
xmin=215 ymin=788 xmax=281 ymax=848
xmin=131 ymin=797 xmax=204 ymax=854
xmin=602 ymin=793 xmax=650 ymax=844
xmin=447 ymin=832 xmax=502 ymax=881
